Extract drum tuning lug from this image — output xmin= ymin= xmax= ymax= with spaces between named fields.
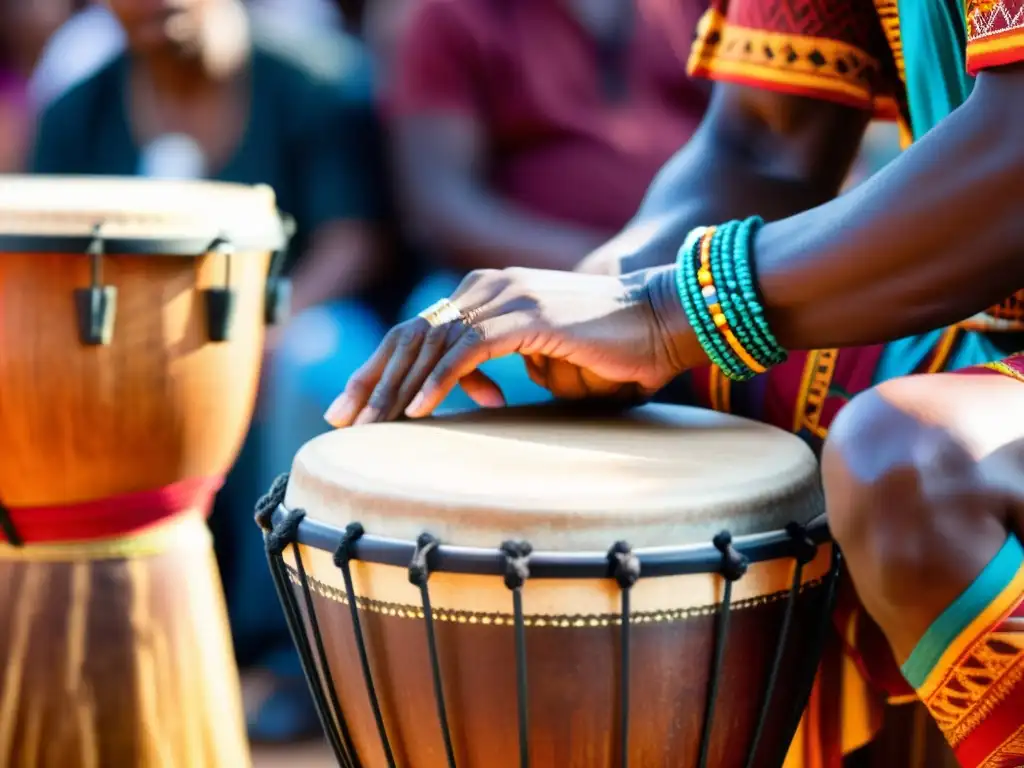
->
xmin=264 ymin=277 xmax=291 ymax=326
xmin=75 ymin=224 xmax=117 ymax=345
xmin=264 ymin=211 xmax=295 ymax=326
xmin=204 ymin=236 xmax=237 ymax=342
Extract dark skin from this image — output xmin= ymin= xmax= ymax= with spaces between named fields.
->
xmin=823 ymin=371 xmax=1024 ymax=661
xmin=577 ymin=82 xmax=870 ymax=275
xmin=324 ymin=67 xmax=1024 ymax=419
xmin=324 ymin=66 xmax=1024 ymax=661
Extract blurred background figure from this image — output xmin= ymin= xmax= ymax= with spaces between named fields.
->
xmin=29 ymin=0 xmax=391 ymax=744
xmin=0 ymin=0 xmax=77 ymax=171
xmin=9 ymin=0 xmax=903 ymax=759
xmin=28 ymin=0 xmax=125 ymax=112
xmin=269 ymin=0 xmax=716 ymax=422
xmin=390 ymin=0 xmax=712 ymax=408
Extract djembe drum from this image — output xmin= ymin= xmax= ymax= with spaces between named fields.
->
xmin=0 ymin=176 xmax=288 ymax=767
xmin=258 ymin=403 xmax=841 ymax=768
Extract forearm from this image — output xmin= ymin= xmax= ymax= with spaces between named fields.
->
xmin=289 ymin=223 xmax=382 ymax=314
xmin=579 ymin=93 xmax=866 ymax=276
xmin=414 ymin=187 xmax=610 ymax=272
xmin=583 ymin=138 xmax=835 ymax=275
xmin=756 ymin=71 xmax=1024 ymax=350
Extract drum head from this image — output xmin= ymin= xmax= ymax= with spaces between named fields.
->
xmin=0 ymin=175 xmax=285 ymax=254
xmin=286 ymin=403 xmax=824 ymax=551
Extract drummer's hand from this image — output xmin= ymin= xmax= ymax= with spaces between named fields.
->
xmin=324 ymin=267 xmax=705 ymax=427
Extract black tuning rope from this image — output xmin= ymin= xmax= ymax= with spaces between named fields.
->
xmin=698 ymin=531 xmax=749 ymax=768
xmin=254 ymin=473 xmax=290 ymax=532
xmin=259 ymin=479 xmax=357 ymax=767
xmin=335 ymin=523 xmax=396 ymax=768
xmin=608 ymin=541 xmax=641 ymax=768
xmin=500 ymin=540 xmax=533 ymax=768
xmin=408 ymin=533 xmax=458 ymax=768
xmin=776 ymin=543 xmax=842 ymax=767
xmin=744 ymin=523 xmax=819 ymax=768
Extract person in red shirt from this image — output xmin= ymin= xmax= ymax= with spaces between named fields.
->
xmin=380 ymin=0 xmax=710 ymax=408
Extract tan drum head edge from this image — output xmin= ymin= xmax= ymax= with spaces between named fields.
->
xmin=285 ymin=404 xmax=825 ymax=552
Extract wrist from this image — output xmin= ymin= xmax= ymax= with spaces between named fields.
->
xmin=642 ymin=266 xmax=709 ymax=373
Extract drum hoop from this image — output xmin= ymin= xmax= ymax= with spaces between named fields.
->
xmin=271 ymin=503 xmax=831 ymax=579
xmin=0 ymin=232 xmax=286 ymax=256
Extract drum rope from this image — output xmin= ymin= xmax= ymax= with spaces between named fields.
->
xmin=500 ymin=540 xmax=534 ymax=768
xmin=408 ymin=532 xmax=458 ymax=768
xmin=256 ymin=475 xmax=360 ymax=768
xmin=776 ymin=545 xmax=843 ymax=767
xmin=744 ymin=523 xmax=819 ymax=768
xmin=608 ymin=541 xmax=641 ymax=768
xmin=698 ymin=531 xmax=749 ymax=768
xmin=0 ymin=500 xmax=23 ymax=547
xmin=335 ymin=522 xmax=398 ymax=768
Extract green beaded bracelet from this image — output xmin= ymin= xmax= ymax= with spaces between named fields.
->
xmin=675 ymin=228 xmax=747 ymax=376
xmin=732 ymin=217 xmax=786 ymax=366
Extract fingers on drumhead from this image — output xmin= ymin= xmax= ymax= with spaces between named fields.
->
xmin=459 ymin=369 xmax=505 ymax=409
xmin=323 ymin=320 xmax=417 ymax=427
xmin=406 ymin=328 xmax=489 ymax=418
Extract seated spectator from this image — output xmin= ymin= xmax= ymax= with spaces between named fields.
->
xmin=275 ymin=0 xmax=713 ymax=414
xmin=30 ymin=0 xmax=389 ymax=744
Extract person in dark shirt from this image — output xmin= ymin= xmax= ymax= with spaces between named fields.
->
xmin=31 ymin=0 xmax=389 ymax=742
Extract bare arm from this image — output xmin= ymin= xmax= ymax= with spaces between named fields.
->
xmin=576 ymin=83 xmax=870 ymax=275
xmin=393 ymin=114 xmax=612 ymax=272
xmin=288 ymin=221 xmax=384 ymax=316
xmin=652 ymin=67 xmax=1024 ymax=365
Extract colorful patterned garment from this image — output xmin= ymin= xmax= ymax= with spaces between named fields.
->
xmin=681 ymin=0 xmax=1024 ymax=761
xmin=775 ymin=355 xmax=1024 ymax=768
xmin=902 ymin=533 xmax=1024 ymax=767
xmin=687 ymin=0 xmax=1024 ymax=334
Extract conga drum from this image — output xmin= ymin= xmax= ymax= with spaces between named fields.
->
xmin=258 ymin=403 xmax=841 ymax=767
xmin=0 ymin=176 xmax=288 ymax=767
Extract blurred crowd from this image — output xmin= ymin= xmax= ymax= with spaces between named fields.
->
xmin=0 ymin=0 xmax=899 ymax=747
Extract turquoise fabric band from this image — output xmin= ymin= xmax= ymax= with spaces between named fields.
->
xmin=902 ymin=533 xmax=1023 ymax=689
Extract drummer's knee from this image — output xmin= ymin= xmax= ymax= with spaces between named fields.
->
xmin=821 ymin=383 xmax=976 ymax=610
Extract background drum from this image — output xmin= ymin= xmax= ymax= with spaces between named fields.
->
xmin=259 ymin=403 xmax=840 ymax=768
xmin=0 ymin=176 xmax=287 ymax=767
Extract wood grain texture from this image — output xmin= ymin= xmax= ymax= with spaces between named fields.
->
xmin=0 ymin=522 xmax=249 ymax=768
xmin=0 ymin=246 xmax=268 ymax=506
xmin=289 ymin=570 xmax=832 ymax=768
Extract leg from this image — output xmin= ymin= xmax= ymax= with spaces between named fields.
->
xmin=822 ymin=361 xmax=1024 ymax=765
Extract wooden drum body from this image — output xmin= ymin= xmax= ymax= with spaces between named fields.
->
xmin=0 ymin=176 xmax=289 ymax=768
xmin=260 ymin=404 xmax=841 ymax=768
xmin=0 ymin=175 xmax=284 ymax=505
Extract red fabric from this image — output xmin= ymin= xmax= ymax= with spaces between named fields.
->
xmin=952 ymin=600 xmax=1024 ymax=767
xmin=966 ymin=0 xmax=1024 ymax=74
xmin=688 ymin=344 xmax=887 ymax=453
xmin=385 ymin=0 xmax=710 ymax=232
xmin=2 ymin=476 xmax=224 ymax=544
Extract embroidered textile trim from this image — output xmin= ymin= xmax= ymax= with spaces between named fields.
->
xmin=688 ymin=10 xmax=900 ymax=117
xmin=967 ymin=0 xmax=1024 ymax=72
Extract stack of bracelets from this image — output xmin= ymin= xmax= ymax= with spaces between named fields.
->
xmin=676 ymin=216 xmax=788 ymax=381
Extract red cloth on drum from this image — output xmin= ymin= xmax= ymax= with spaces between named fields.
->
xmin=0 ymin=475 xmax=224 ymax=544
